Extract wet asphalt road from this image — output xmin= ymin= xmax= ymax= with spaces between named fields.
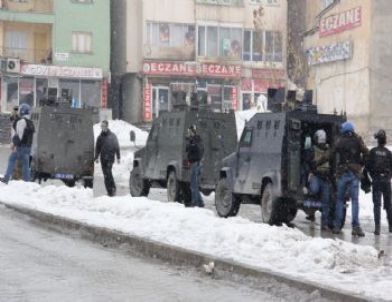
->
xmin=1 ymin=145 xmax=391 ymax=257
xmin=1 ymin=205 xmax=332 ymax=302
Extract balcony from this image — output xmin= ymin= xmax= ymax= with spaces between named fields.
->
xmin=2 ymin=47 xmax=52 ymax=64
xmin=0 ymin=0 xmax=54 ymax=24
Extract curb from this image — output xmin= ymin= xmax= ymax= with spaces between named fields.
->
xmin=1 ymin=202 xmax=378 ymax=302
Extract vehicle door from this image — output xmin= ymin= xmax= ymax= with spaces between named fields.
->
xmin=235 ymin=126 xmax=254 ymax=192
xmin=145 ymin=120 xmax=160 ymax=179
xmin=287 ymin=119 xmax=302 ymax=194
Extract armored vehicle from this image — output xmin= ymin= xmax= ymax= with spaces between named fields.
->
xmin=129 ymin=109 xmax=237 ymax=205
xmin=215 ymin=109 xmax=345 ymax=225
xmin=30 ymin=104 xmax=95 ymax=187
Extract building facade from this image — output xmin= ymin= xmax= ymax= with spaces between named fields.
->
xmin=302 ymin=0 xmax=392 ymax=136
xmin=0 ymin=0 xmax=110 ymax=113
xmin=112 ymin=0 xmax=288 ymax=124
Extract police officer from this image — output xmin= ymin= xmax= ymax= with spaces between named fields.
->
xmin=95 ymin=120 xmax=120 ymax=196
xmin=333 ymin=121 xmax=369 ymax=236
xmin=366 ymin=130 xmax=392 ymax=235
xmin=185 ymin=125 xmax=204 ymax=207
xmin=307 ymin=129 xmax=332 ymax=231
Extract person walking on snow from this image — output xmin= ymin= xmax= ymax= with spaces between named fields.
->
xmin=366 ymin=129 xmax=392 ymax=235
xmin=332 ymin=121 xmax=369 ymax=236
xmin=95 ymin=120 xmax=120 ymax=197
xmin=1 ymin=103 xmax=35 ymax=183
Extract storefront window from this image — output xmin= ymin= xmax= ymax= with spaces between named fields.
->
xmin=207 ymin=84 xmax=222 ymax=112
xmin=242 ymin=93 xmax=252 ymax=110
xmin=152 ymin=86 xmax=169 ymax=119
xmin=59 ymin=79 xmax=80 ymax=103
xmin=81 ymin=80 xmax=101 ymax=108
xmin=36 ymin=78 xmax=48 ymax=106
xmin=3 ymin=76 xmax=18 ymax=112
xmin=19 ymin=77 xmax=34 ymax=108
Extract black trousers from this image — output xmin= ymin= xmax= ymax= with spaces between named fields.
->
xmin=101 ymin=160 xmax=116 ymax=195
xmin=372 ymin=176 xmax=392 ymax=226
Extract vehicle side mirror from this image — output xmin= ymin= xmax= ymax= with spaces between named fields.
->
xmin=130 ymin=130 xmax=136 ymax=143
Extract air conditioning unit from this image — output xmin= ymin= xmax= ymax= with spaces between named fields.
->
xmin=6 ymin=58 xmax=20 ymax=73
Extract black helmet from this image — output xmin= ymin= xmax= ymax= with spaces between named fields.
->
xmin=374 ymin=129 xmax=386 ymax=145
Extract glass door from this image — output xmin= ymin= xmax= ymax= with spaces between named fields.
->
xmin=152 ymin=86 xmax=169 ymax=119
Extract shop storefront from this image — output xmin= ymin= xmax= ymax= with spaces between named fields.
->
xmin=142 ymin=61 xmax=241 ymax=121
xmin=1 ymin=63 xmax=107 ymax=113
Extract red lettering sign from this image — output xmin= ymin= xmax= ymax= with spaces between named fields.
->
xmin=142 ymin=62 xmax=241 ymax=78
xmin=144 ymin=82 xmax=152 ymax=121
xmin=232 ymin=87 xmax=238 ymax=111
xmin=101 ymin=79 xmax=108 ymax=108
xmin=252 ymin=69 xmax=286 ymax=79
xmin=320 ymin=7 xmax=361 ymax=37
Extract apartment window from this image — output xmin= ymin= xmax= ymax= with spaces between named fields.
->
xmin=265 ymin=31 xmax=282 ymax=62
xmin=72 ymin=32 xmax=92 ymax=53
xmin=146 ymin=22 xmax=195 ymax=48
xmin=5 ymin=31 xmax=28 ymax=58
xmin=243 ymin=30 xmax=263 ymax=61
xmin=321 ymin=0 xmax=334 ymax=9
xmin=198 ymin=25 xmax=242 ymax=59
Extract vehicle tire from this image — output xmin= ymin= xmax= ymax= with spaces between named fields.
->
xmin=63 ymin=179 xmax=75 ymax=187
xmin=167 ymin=170 xmax=180 ymax=202
xmin=129 ymin=166 xmax=150 ymax=197
xmin=261 ymin=183 xmax=279 ymax=225
xmin=84 ymin=179 xmax=94 ymax=189
xmin=215 ymin=178 xmax=241 ymax=217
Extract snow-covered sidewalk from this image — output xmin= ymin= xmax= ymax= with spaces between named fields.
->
xmin=0 ymin=181 xmax=390 ymax=300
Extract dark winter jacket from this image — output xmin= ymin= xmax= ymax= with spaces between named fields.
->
xmin=95 ymin=130 xmax=120 ymax=163
xmin=12 ymin=117 xmax=35 ymax=148
xmin=334 ymin=132 xmax=369 ymax=177
xmin=309 ymin=144 xmax=331 ymax=178
xmin=186 ymin=134 xmax=204 ymax=163
xmin=366 ymin=146 xmax=392 ymax=179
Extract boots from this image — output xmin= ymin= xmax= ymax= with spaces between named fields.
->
xmin=374 ymin=224 xmax=381 ymax=236
xmin=352 ymin=226 xmax=365 ymax=237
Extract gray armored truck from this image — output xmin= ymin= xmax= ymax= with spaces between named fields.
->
xmin=129 ymin=109 xmax=237 ymax=205
xmin=215 ymin=109 xmax=345 ymax=225
xmin=30 ymin=105 xmax=95 ymax=187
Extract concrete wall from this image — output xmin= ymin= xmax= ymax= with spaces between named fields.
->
xmin=304 ymin=0 xmax=372 ymax=135
xmin=369 ymin=0 xmax=392 ymax=136
xmin=53 ymin=0 xmax=110 ymax=75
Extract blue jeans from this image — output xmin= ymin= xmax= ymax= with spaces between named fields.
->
xmin=190 ymin=162 xmax=204 ymax=207
xmin=334 ymin=171 xmax=360 ymax=228
xmin=309 ymin=174 xmax=330 ymax=226
xmin=3 ymin=146 xmax=31 ymax=183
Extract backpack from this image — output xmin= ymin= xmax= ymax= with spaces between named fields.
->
xmin=13 ymin=118 xmax=35 ymax=147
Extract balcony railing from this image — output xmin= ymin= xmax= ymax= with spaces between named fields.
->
xmin=2 ymin=47 xmax=52 ymax=64
xmin=0 ymin=0 xmax=53 ymax=14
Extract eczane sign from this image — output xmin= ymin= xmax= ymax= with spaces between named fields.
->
xmin=319 ymin=7 xmax=361 ymax=37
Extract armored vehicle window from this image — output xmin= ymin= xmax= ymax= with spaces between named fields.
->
xmin=176 ymin=118 xmax=181 ymax=127
xmin=169 ymin=118 xmax=174 ymax=126
xmin=214 ymin=121 xmax=221 ymax=129
xmin=274 ymin=120 xmax=280 ymax=130
xmin=257 ymin=121 xmax=263 ymax=130
xmin=240 ymin=128 xmax=253 ymax=146
xmin=162 ymin=118 xmax=167 ymax=127
xmin=266 ymin=120 xmax=271 ymax=130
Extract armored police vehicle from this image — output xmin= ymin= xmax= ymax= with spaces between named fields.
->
xmin=129 ymin=104 xmax=237 ymax=205
xmin=215 ymin=106 xmax=345 ymax=225
xmin=30 ymin=104 xmax=95 ymax=188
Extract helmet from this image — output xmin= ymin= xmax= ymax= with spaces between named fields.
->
xmin=19 ymin=103 xmax=31 ymax=116
xmin=374 ymin=129 xmax=386 ymax=145
xmin=314 ymin=129 xmax=327 ymax=144
xmin=341 ymin=121 xmax=354 ymax=134
xmin=188 ymin=124 xmax=197 ymax=134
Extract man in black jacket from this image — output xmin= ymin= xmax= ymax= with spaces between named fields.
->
xmin=95 ymin=120 xmax=120 ymax=196
xmin=366 ymin=129 xmax=392 ymax=235
xmin=186 ymin=125 xmax=204 ymax=207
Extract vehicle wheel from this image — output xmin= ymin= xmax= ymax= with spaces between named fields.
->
xmin=129 ymin=166 xmax=150 ymax=197
xmin=215 ymin=178 xmax=241 ymax=217
xmin=286 ymin=202 xmax=298 ymax=223
xmin=167 ymin=170 xmax=180 ymax=202
xmin=84 ymin=179 xmax=94 ymax=189
xmin=261 ymin=183 xmax=278 ymax=225
xmin=63 ymin=179 xmax=75 ymax=187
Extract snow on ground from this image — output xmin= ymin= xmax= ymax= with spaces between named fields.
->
xmin=0 ymin=181 xmax=390 ymax=300
xmin=94 ymin=120 xmax=148 ymax=148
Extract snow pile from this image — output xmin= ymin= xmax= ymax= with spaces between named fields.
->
xmin=0 ymin=181 xmax=389 ymax=299
xmin=94 ymin=120 xmax=148 ymax=147
xmin=235 ymin=109 xmax=258 ymax=139
xmin=95 ymin=150 xmax=133 ymax=185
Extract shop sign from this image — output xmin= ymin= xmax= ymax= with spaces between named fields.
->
xmin=54 ymin=52 xmax=69 ymax=62
xmin=101 ymin=79 xmax=108 ymax=108
xmin=319 ymin=7 xmax=361 ymax=37
xmin=252 ymin=68 xmax=285 ymax=80
xmin=307 ymin=41 xmax=353 ymax=66
xmin=142 ymin=62 xmax=241 ymax=78
xmin=195 ymin=0 xmax=242 ymax=6
xmin=21 ymin=64 xmax=103 ymax=79
xmin=232 ymin=87 xmax=238 ymax=111
xmin=144 ymin=82 xmax=152 ymax=121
